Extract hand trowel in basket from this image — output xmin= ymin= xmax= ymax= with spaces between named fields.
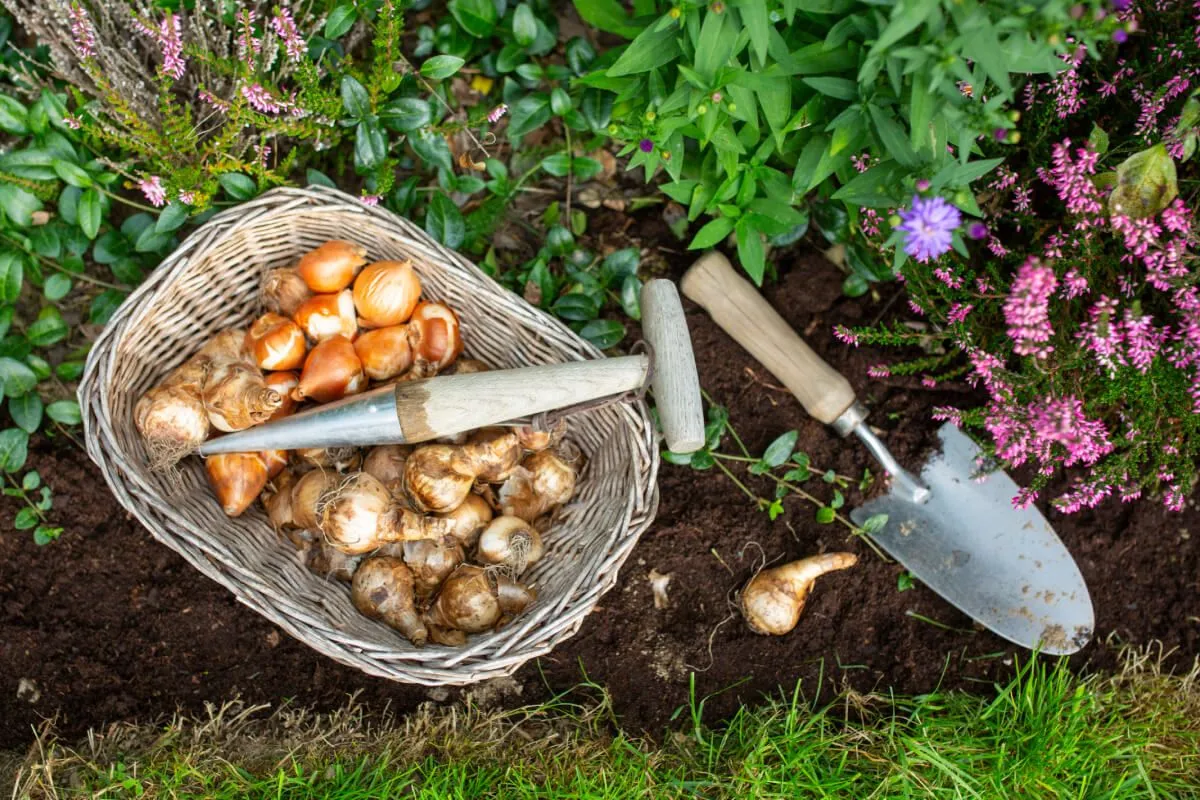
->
xmin=199 ymin=279 xmax=705 ymax=457
xmin=681 ymin=252 xmax=1094 ymax=656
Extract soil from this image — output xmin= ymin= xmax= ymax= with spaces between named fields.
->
xmin=2 ymin=214 xmax=1198 ymax=751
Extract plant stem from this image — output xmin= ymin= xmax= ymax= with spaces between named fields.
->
xmin=0 ymin=233 xmax=125 ymax=290
xmin=95 ymin=184 xmax=159 ymax=213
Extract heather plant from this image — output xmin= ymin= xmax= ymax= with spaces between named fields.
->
xmin=571 ymin=0 xmax=1123 ymax=286
xmin=843 ymin=11 xmax=1200 ymax=514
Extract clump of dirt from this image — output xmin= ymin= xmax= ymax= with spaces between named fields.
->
xmin=1 ymin=217 xmax=1197 ymax=750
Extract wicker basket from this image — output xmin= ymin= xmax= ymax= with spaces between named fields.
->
xmin=78 ymin=186 xmax=660 ymax=685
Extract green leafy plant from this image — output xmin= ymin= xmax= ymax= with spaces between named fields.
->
xmin=574 ymin=0 xmax=1117 ymax=285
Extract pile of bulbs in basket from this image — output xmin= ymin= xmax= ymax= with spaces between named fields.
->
xmin=133 ymin=240 xmax=579 ymax=647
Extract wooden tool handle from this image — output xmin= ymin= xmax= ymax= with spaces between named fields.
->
xmin=680 ymin=251 xmax=857 ymax=426
xmin=640 ymin=279 xmax=704 ymax=453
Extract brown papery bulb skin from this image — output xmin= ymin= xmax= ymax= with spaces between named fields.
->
xmin=354 ymin=325 xmax=414 ymax=381
xmin=294 ymin=334 xmax=366 ymax=403
xmin=424 ymin=565 xmax=502 ymax=634
xmin=499 ymin=446 xmax=579 ymax=522
xmin=296 ymin=240 xmax=368 ymax=293
xmin=449 ymin=358 xmax=489 ymax=375
xmin=362 ymin=445 xmax=411 ymax=487
xmin=263 ymin=371 xmax=300 ymax=421
xmin=741 ymin=552 xmax=858 ymax=636
xmin=351 ymin=557 xmax=428 ymax=645
xmin=317 ymin=472 xmax=395 ymax=554
xmin=463 ymin=429 xmax=523 ymax=482
xmin=135 ymin=384 xmax=210 ymax=463
xmin=495 ymin=575 xmax=537 ymax=617
xmin=427 ymin=625 xmax=468 ymax=647
xmin=246 ymin=313 xmax=307 ymax=371
xmin=403 ymin=444 xmax=475 ymax=513
xmin=262 ymin=470 xmax=298 ymax=532
xmin=401 ymin=537 xmax=465 ymax=598
xmin=261 ymin=449 xmax=289 ymax=478
xmin=307 ymin=543 xmax=363 ymax=583
xmin=352 ymin=260 xmax=422 ymax=328
xmin=297 ymin=446 xmax=361 ymax=472
xmin=437 ymin=492 xmax=493 ymax=548
xmin=198 ymin=328 xmax=254 ymax=365
xmin=263 ymin=268 xmax=313 ymax=317
xmin=408 ymin=302 xmax=463 ymax=377
xmin=515 ymin=419 xmax=567 ymax=452
xmin=203 ymin=362 xmax=283 ymax=433
xmin=206 ymin=453 xmax=269 ymax=517
xmin=290 ymin=468 xmax=336 ymax=530
xmin=476 ymin=515 xmax=544 ymax=573
xmin=293 ymin=290 xmax=358 ymax=343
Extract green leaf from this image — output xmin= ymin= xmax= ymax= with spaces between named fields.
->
xmin=842 ymin=273 xmax=868 ymax=297
xmin=550 ymin=87 xmax=572 ymax=116
xmin=662 ymin=449 xmax=694 ymax=466
xmin=607 ymin=21 xmax=680 ymax=76
xmin=324 ymin=4 xmax=357 ymax=38
xmin=572 ymin=157 xmax=603 ymax=181
xmin=802 ymin=77 xmax=857 ymax=101
xmin=540 ymin=153 xmax=573 ymax=176
xmin=46 ymin=399 xmax=81 ymax=425
xmin=861 ymin=512 xmax=888 ymax=534
xmin=340 ymin=75 xmax=371 ymax=118
xmin=379 ymin=98 xmax=431 ymax=132
xmin=0 ymin=251 xmax=23 ymax=302
xmin=306 ymin=169 xmax=337 ymax=189
xmin=14 ymin=506 xmax=37 ymax=530
xmin=619 ymin=274 xmax=642 ymax=320
xmin=1110 ymin=144 xmax=1178 ymax=218
xmin=578 ymin=319 xmax=625 ymax=349
xmin=409 ymin=128 xmax=455 ymax=173
xmin=55 ymin=361 xmax=84 ymax=381
xmin=735 ymin=218 xmax=766 ymax=286
xmin=815 ymin=506 xmax=835 ymax=524
xmin=571 ymin=0 xmax=643 ymax=38
xmin=34 ymin=525 xmax=61 ymax=545
xmin=134 ymin=225 xmax=172 ymax=253
xmin=0 ymin=184 xmax=43 ymax=228
xmin=832 ymin=162 xmax=906 ymax=208
xmin=551 ymin=292 xmax=601 ymax=321
xmin=830 ymin=489 xmax=845 ymax=510
xmin=688 ymin=216 xmax=735 ymax=250
xmin=897 ymin=571 xmax=914 ymax=592
xmin=26 ymin=306 xmax=67 ymax=346
xmin=506 ymin=94 xmax=552 ymax=139
xmin=0 ymin=95 xmax=28 ymax=135
xmin=871 ymin=0 xmax=936 ymax=54
xmin=1088 ymin=124 xmax=1110 ymax=156
xmin=353 ymin=119 xmax=388 ymax=172
xmin=0 ymin=427 xmax=28 ymax=471
xmin=76 ymin=187 xmax=101 ymax=239
xmin=0 ymin=307 xmax=10 ymax=341
xmin=449 ymin=0 xmax=498 ymax=37
xmin=218 ymin=173 xmax=256 ymax=200
xmin=89 ymin=289 xmax=126 ymax=324
xmin=792 ymin=134 xmax=832 ymax=194
xmin=0 ymin=357 xmax=36 ymax=397
xmin=738 ymin=0 xmax=770 ymax=65
xmin=9 ymin=392 xmax=41 ymax=432
xmin=425 ymin=192 xmax=465 ymax=249
xmin=868 ymin=105 xmax=919 ymax=168
xmin=43 ymin=273 xmax=71 ymax=301
xmin=421 ymin=55 xmax=466 ymax=80
xmin=52 ymin=158 xmax=92 ymax=188
xmin=155 ymin=201 xmax=189 ymax=234
xmin=601 ymin=248 xmax=640 ymax=281
xmin=512 ymin=4 xmax=538 ymax=47
xmin=22 ymin=470 xmax=39 ymax=490
xmin=762 ymin=430 xmax=798 ymax=467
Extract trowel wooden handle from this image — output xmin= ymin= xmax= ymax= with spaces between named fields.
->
xmin=680 ymin=251 xmax=857 ymax=426
xmin=640 ymin=279 xmax=704 ymax=453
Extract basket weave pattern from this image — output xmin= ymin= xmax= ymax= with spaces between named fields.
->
xmin=79 ymin=186 xmax=660 ymax=685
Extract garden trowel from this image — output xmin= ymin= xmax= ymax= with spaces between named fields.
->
xmin=681 ymin=252 xmax=1094 ymax=655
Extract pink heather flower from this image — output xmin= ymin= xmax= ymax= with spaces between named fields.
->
xmin=947 ymin=303 xmax=974 ymax=325
xmin=1079 ymin=295 xmax=1125 ymax=375
xmin=1123 ymin=310 xmax=1165 ymax=372
xmin=897 ymin=195 xmax=961 ymax=263
xmin=968 ymin=348 xmax=1011 ymax=398
xmin=1012 ymin=186 xmax=1034 ymax=214
xmin=242 ymin=84 xmax=285 ymax=114
xmin=867 ymin=365 xmax=891 ymax=379
xmin=1004 ymin=257 xmax=1058 ymax=358
xmin=1110 ymin=214 xmax=1161 ymax=257
xmin=198 ymin=90 xmax=231 ymax=112
xmin=63 ymin=114 xmax=82 ymax=130
xmin=833 ymin=325 xmax=859 ymax=346
xmin=932 ymin=406 xmax=964 ymax=425
xmin=987 ymin=236 xmax=1009 ymax=258
xmin=138 ymin=176 xmax=166 ymax=207
xmin=237 ymin=10 xmax=262 ymax=70
xmin=487 ymin=104 xmax=508 ymax=124
xmin=1013 ymin=487 xmax=1039 ymax=510
xmin=1162 ymin=198 xmax=1191 ymax=234
xmin=361 ymin=194 xmax=381 ymax=207
xmin=254 ymin=144 xmax=271 ymax=168
xmin=975 ymin=276 xmax=993 ymax=294
xmin=1061 ymin=268 xmax=1089 ymax=299
xmin=178 ymin=190 xmax=196 ymax=205
xmin=1055 ymin=480 xmax=1113 ymax=513
xmin=907 ymin=299 xmax=925 ymax=316
xmin=1028 ymin=395 xmax=1114 ymax=467
xmin=272 ymin=8 xmax=305 ymax=61
xmin=851 ymin=153 xmax=872 ymax=173
xmin=933 ymin=266 xmax=963 ymax=290
xmin=861 ymin=208 xmax=881 ymax=238
xmin=1163 ymin=489 xmax=1186 ymax=512
xmin=921 ymin=376 xmax=937 ymax=388
xmin=1052 ymin=68 xmax=1084 ymax=118
xmin=1038 ymin=140 xmax=1102 ymax=218
xmin=989 ymin=167 xmax=1018 ymax=193
xmin=69 ymin=3 xmax=96 ymax=58
xmin=133 ymin=13 xmax=186 ymax=80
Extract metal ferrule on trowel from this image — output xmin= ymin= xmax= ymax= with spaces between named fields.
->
xmin=198 ymin=280 xmax=705 ymax=457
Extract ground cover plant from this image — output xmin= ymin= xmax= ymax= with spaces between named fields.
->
xmin=8 ymin=649 xmax=1200 ymax=798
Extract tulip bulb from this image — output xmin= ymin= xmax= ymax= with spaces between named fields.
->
xmin=262 ymin=470 xmax=298 ymax=531
xmin=408 ymin=301 xmax=462 ymax=377
xmin=352 ymin=260 xmax=422 ymax=328
xmin=498 ymin=445 xmax=579 ymax=522
xmin=400 ymin=537 xmax=465 ymax=598
xmin=296 ymin=240 xmax=368 ymax=293
xmin=261 ymin=449 xmax=289 ymax=478
xmin=263 ymin=268 xmax=313 ymax=317
xmin=290 ymin=468 xmax=337 ymax=530
xmin=351 ymin=556 xmax=428 ymax=645
xmin=294 ymin=290 xmax=358 ymax=342
xmin=476 ymin=515 xmax=544 ymax=574
xmin=246 ymin=313 xmax=307 ymax=371
xmin=203 ymin=362 xmax=283 ymax=432
xmin=437 ymin=492 xmax=493 ymax=548
xmin=354 ymin=325 xmax=414 ymax=381
xmin=740 ymin=552 xmax=858 ymax=636
xmin=318 ymin=472 xmax=454 ymax=554
xmin=297 ymin=446 xmax=361 ymax=472
xmin=362 ymin=445 xmax=411 ymax=489
xmin=307 ymin=542 xmax=363 ymax=583
xmin=294 ymin=334 xmax=366 ymax=403
xmin=205 ymin=452 xmax=269 ymax=517
xmin=424 ymin=565 xmax=535 ymax=634
xmin=264 ymin=371 xmax=300 ymax=420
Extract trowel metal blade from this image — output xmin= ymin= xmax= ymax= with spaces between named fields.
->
xmin=850 ymin=424 xmax=1094 ymax=655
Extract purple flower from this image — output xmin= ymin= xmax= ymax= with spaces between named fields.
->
xmin=242 ymin=84 xmax=285 ymax=114
xmin=897 ymin=195 xmax=961 ymax=263
xmin=69 ymin=3 xmax=95 ymax=58
xmin=132 ymin=13 xmax=186 ymax=80
xmin=967 ymin=222 xmax=988 ymax=240
xmin=1112 ymin=28 xmax=1128 ymax=43
xmin=271 ymin=8 xmax=306 ymax=62
xmin=1112 ymin=0 xmax=1131 ymax=9
xmin=360 ymin=194 xmax=381 ymax=207
xmin=832 ymin=325 xmax=859 ymax=346
xmin=487 ymin=104 xmax=508 ymax=124
xmin=1004 ymin=257 xmax=1057 ymax=358
xmin=138 ymin=176 xmax=166 ymax=208
xmin=914 ymin=178 xmax=930 ymax=192
xmin=638 ymin=138 xmax=653 ymax=153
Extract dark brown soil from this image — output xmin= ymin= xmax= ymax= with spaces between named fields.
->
xmin=2 ymin=227 xmax=1198 ymax=751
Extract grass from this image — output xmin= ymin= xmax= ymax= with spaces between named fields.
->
xmin=7 ymin=646 xmax=1200 ymax=799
